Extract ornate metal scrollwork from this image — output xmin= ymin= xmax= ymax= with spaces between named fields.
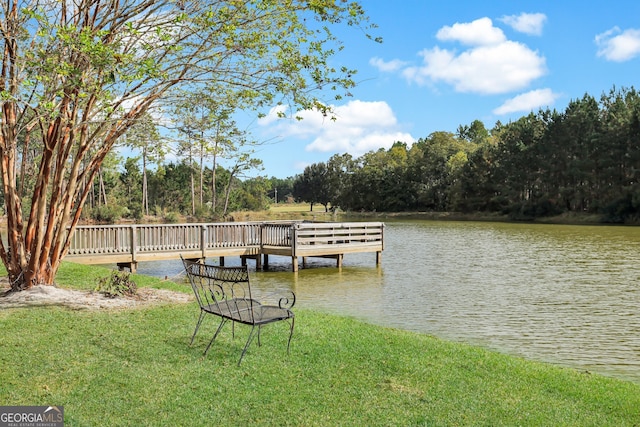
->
xmin=278 ymin=291 xmax=296 ymax=309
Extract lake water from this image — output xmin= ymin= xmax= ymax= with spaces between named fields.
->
xmin=133 ymin=220 xmax=640 ymax=384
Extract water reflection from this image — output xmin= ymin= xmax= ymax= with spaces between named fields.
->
xmin=133 ymin=220 xmax=640 ymax=383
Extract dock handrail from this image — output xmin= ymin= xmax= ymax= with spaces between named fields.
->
xmin=65 ymin=221 xmax=384 ymax=271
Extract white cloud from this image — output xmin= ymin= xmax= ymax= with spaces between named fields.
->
xmin=384 ymin=17 xmax=547 ymax=95
xmin=307 ymin=129 xmax=414 ymax=154
xmin=499 ymin=13 xmax=547 ymax=36
xmin=369 ymin=57 xmax=407 ymax=72
xmin=404 ymin=40 xmax=546 ymax=94
xmin=595 ymin=27 xmax=640 ymax=61
xmin=436 ymin=17 xmax=506 ymax=46
xmin=258 ymin=100 xmax=415 ymax=155
xmin=493 ymin=88 xmax=560 ymax=115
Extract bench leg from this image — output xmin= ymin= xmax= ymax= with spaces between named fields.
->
xmin=204 ymin=318 xmax=228 ymax=356
xmin=190 ymin=311 xmax=206 ymax=345
xmin=287 ymin=318 xmax=295 ymax=354
xmin=257 ymin=325 xmax=262 ymax=347
xmin=238 ymin=325 xmax=259 ymax=366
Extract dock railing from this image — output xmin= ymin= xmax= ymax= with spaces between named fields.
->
xmin=66 ymin=221 xmax=383 ymax=271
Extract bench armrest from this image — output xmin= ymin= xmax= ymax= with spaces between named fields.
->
xmin=258 ymin=290 xmax=296 ymax=309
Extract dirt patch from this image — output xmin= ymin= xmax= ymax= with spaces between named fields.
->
xmin=0 ymin=280 xmax=193 ymax=310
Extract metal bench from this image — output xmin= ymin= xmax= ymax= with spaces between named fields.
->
xmin=181 ymin=256 xmax=295 ymax=365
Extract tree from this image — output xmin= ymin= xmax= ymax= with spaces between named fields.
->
xmin=119 ymin=157 xmax=143 ymax=219
xmin=267 ymin=176 xmax=295 ymax=204
xmin=149 ymin=162 xmax=193 ymax=215
xmin=293 ymin=162 xmax=330 ymax=211
xmin=172 ymin=92 xmax=242 ymax=216
xmin=0 ymin=0 xmax=378 ymax=290
xmin=89 ymin=151 xmax=127 ymax=217
xmin=323 ymin=153 xmax=355 ymax=210
xmin=220 ymin=153 xmax=263 ymax=217
xmin=123 ymin=113 xmax=165 ymax=217
xmin=233 ymin=177 xmax=271 ymax=212
xmin=457 ymin=119 xmax=489 ymax=145
xmin=405 ymin=132 xmax=469 ymax=211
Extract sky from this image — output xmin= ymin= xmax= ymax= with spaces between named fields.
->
xmin=243 ymin=0 xmax=640 ymax=178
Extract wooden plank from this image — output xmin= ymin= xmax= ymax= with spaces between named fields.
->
xmin=296 ymin=236 xmax=382 ymax=245
xmin=294 ymin=243 xmax=382 ymax=257
xmin=261 ymin=245 xmax=294 ymax=256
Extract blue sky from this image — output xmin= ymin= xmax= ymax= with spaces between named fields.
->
xmin=245 ymin=0 xmax=640 ymax=178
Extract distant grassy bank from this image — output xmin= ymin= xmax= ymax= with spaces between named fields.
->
xmin=1 ymin=263 xmax=639 ymax=426
xmin=226 ymin=203 xmax=609 ymax=225
xmin=228 ymin=202 xmax=338 ymax=222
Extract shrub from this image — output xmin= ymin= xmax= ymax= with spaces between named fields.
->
xmin=95 ymin=271 xmax=138 ymax=298
xmin=91 ymin=204 xmax=127 ymax=223
xmin=163 ymin=211 xmax=180 ymax=223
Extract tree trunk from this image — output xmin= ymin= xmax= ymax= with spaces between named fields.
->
xmin=211 ymin=122 xmax=224 ymax=215
xmin=98 ymin=168 xmax=107 ymax=206
xmin=199 ymin=137 xmax=204 ymax=209
xmin=142 ymin=148 xmax=148 ymax=216
xmin=189 ymin=144 xmax=195 ymax=216
xmin=222 ymin=171 xmax=236 ymax=218
xmin=211 ymin=150 xmax=218 ymax=214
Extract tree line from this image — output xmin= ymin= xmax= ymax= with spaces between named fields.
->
xmin=68 ymin=85 xmax=640 ymax=225
xmin=84 ymin=153 xmax=272 ymax=222
xmin=291 ymin=86 xmax=640 ymax=223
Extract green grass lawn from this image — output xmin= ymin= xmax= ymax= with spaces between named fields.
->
xmin=228 ymin=202 xmax=337 ymax=222
xmin=1 ymin=264 xmax=639 ymax=426
xmin=269 ymin=202 xmax=315 ymax=213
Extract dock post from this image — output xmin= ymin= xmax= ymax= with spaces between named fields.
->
xmin=292 ymin=256 xmax=298 ymax=272
xmin=130 ymin=225 xmax=137 ymax=271
xmin=200 ymin=225 xmax=207 ymax=259
xmin=117 ymin=262 xmax=137 ymax=273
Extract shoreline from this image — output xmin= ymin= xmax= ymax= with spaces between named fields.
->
xmin=0 ymin=209 xmax=629 ymax=227
xmin=231 ymin=208 xmax=627 ymax=226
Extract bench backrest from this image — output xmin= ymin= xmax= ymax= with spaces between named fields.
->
xmin=183 ymin=259 xmax=258 ymax=324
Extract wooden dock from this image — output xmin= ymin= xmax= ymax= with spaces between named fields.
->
xmin=66 ymin=221 xmax=384 ymax=272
